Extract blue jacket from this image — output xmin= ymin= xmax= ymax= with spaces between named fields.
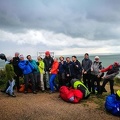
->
xmin=18 ymin=60 xmax=34 ymax=75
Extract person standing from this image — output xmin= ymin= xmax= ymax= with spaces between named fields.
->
xmin=58 ymin=56 xmax=66 ymax=88
xmin=65 ymin=57 xmax=74 ymax=87
xmin=49 ymin=58 xmax=59 ymax=93
xmin=72 ymin=56 xmax=82 ymax=80
xmin=91 ymin=56 xmax=103 ymax=95
xmin=99 ymin=62 xmax=120 ymax=94
xmin=37 ymin=56 xmax=45 ymax=92
xmin=43 ymin=51 xmax=54 ymax=90
xmin=5 ymin=57 xmax=16 ymax=97
xmin=12 ymin=52 xmax=23 ymax=92
xmin=82 ymin=53 xmax=92 ymax=92
xmin=27 ymin=55 xmax=40 ymax=91
xmin=18 ymin=54 xmax=36 ymax=94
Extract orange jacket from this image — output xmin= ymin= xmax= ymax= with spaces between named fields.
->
xmin=50 ymin=61 xmax=59 ymax=74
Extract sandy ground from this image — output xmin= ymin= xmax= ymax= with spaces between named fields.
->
xmin=0 ymin=85 xmax=120 ymax=120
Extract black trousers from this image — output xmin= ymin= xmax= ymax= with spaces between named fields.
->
xmin=91 ymin=75 xmax=100 ymax=94
xmin=83 ymin=74 xmax=91 ymax=92
xmin=14 ymin=75 xmax=20 ymax=90
xmin=58 ymin=73 xmax=66 ymax=88
xmin=24 ymin=73 xmax=35 ymax=92
xmin=101 ymin=78 xmax=114 ymax=94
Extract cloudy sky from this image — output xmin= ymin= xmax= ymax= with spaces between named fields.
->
xmin=0 ymin=0 xmax=120 ymax=57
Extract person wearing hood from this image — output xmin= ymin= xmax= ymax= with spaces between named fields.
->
xmin=99 ymin=62 xmax=120 ymax=94
xmin=91 ymin=56 xmax=103 ymax=95
xmin=49 ymin=58 xmax=59 ymax=93
xmin=82 ymin=53 xmax=92 ymax=92
xmin=43 ymin=51 xmax=54 ymax=90
xmin=5 ymin=56 xmax=16 ymax=97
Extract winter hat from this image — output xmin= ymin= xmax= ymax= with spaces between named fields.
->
xmin=19 ymin=54 xmax=24 ymax=59
xmin=114 ymin=62 xmax=119 ymax=66
xmin=45 ymin=51 xmax=50 ymax=55
xmin=95 ymin=56 xmax=99 ymax=59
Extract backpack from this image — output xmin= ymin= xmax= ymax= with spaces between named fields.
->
xmin=71 ymin=79 xmax=90 ymax=99
xmin=105 ymin=94 xmax=120 ymax=116
xmin=59 ymin=86 xmax=83 ymax=103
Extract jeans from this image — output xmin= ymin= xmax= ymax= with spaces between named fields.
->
xmin=6 ymin=79 xmax=15 ymax=95
xmin=49 ymin=74 xmax=58 ymax=92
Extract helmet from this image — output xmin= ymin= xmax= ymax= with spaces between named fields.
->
xmin=116 ymin=90 xmax=120 ymax=100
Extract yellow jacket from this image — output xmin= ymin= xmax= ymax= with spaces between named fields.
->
xmin=38 ymin=60 xmax=45 ymax=74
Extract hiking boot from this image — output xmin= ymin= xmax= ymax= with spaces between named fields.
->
xmin=33 ymin=91 xmax=37 ymax=94
xmin=10 ymin=94 xmax=16 ymax=97
xmin=1 ymin=90 xmax=5 ymax=93
xmin=24 ymin=91 xmax=28 ymax=94
xmin=41 ymin=90 xmax=45 ymax=93
xmin=49 ymin=91 xmax=55 ymax=94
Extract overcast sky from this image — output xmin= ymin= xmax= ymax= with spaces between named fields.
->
xmin=0 ymin=0 xmax=120 ymax=57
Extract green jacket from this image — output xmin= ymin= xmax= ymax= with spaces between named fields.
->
xmin=5 ymin=63 xmax=15 ymax=80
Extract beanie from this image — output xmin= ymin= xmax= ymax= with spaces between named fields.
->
xmin=45 ymin=51 xmax=50 ymax=55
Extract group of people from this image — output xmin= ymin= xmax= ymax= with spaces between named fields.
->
xmin=0 ymin=51 xmax=120 ymax=97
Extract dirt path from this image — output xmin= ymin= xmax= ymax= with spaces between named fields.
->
xmin=0 ymin=88 xmax=120 ymax=120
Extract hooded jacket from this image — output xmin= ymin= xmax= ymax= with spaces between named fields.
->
xmin=5 ymin=62 xmax=15 ymax=80
xmin=18 ymin=60 xmax=34 ymax=75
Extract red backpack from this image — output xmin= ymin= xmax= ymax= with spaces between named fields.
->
xmin=59 ymin=86 xmax=83 ymax=103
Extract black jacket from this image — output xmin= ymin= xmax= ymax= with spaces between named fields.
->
xmin=12 ymin=57 xmax=23 ymax=76
xmin=43 ymin=56 xmax=54 ymax=72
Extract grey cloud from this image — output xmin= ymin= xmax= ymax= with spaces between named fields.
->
xmin=0 ymin=0 xmax=120 ymax=40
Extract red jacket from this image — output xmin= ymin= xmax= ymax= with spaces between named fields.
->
xmin=101 ymin=65 xmax=113 ymax=73
xmin=50 ymin=61 xmax=59 ymax=74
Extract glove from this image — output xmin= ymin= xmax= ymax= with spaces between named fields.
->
xmin=26 ymin=61 xmax=29 ymax=65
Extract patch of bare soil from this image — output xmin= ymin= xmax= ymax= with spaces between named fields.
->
xmin=0 ymin=84 xmax=120 ymax=120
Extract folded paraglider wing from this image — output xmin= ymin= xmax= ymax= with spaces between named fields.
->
xmin=0 ymin=53 xmax=7 ymax=61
